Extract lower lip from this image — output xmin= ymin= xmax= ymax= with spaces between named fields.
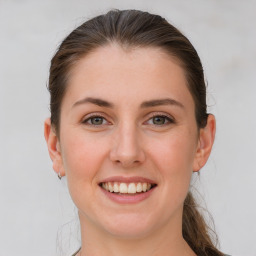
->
xmin=100 ymin=186 xmax=156 ymax=204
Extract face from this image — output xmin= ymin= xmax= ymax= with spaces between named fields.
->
xmin=47 ymin=45 xmax=209 ymax=239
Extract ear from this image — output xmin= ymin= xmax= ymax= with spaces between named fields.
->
xmin=44 ymin=118 xmax=65 ymax=177
xmin=193 ymin=114 xmax=216 ymax=172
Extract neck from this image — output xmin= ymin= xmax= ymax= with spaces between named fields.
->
xmin=78 ymin=212 xmax=195 ymax=256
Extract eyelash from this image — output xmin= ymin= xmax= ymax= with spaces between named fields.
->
xmin=145 ymin=113 xmax=175 ymax=126
xmin=82 ymin=114 xmax=109 ymax=126
xmin=82 ymin=113 xmax=175 ymax=127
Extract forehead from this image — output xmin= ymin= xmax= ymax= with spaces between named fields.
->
xmin=70 ymin=44 xmax=183 ymax=80
xmin=63 ymin=44 xmax=194 ymax=109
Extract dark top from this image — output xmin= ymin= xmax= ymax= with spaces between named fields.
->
xmin=71 ymin=248 xmax=230 ymax=256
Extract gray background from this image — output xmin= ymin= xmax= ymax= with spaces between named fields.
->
xmin=0 ymin=0 xmax=255 ymax=255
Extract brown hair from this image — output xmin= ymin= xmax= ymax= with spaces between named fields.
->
xmin=48 ymin=9 xmax=223 ymax=255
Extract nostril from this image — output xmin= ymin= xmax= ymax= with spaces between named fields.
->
xmin=109 ymin=137 xmax=146 ymax=166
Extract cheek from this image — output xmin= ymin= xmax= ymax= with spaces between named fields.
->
xmin=60 ymin=131 xmax=108 ymax=182
xmin=60 ymin=131 xmax=110 ymax=210
xmin=148 ymin=130 xmax=197 ymax=185
xmin=142 ymin=130 xmax=197 ymax=223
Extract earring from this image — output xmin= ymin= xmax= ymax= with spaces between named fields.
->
xmin=57 ymin=171 xmax=62 ymax=180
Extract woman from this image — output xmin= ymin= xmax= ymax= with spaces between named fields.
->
xmin=44 ymin=9 xmax=227 ymax=256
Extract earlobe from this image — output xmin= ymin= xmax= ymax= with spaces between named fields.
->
xmin=44 ymin=118 xmax=64 ymax=177
xmin=193 ymin=114 xmax=216 ymax=172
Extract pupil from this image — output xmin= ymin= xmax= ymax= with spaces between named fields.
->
xmin=153 ymin=116 xmax=165 ymax=125
xmin=92 ymin=117 xmax=103 ymax=125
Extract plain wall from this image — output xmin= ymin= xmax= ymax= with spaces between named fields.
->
xmin=0 ymin=0 xmax=255 ymax=255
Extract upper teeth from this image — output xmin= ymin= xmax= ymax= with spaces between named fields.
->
xmin=101 ymin=182 xmax=152 ymax=194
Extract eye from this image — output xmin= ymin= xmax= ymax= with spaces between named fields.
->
xmin=82 ymin=115 xmax=108 ymax=126
xmin=146 ymin=114 xmax=174 ymax=126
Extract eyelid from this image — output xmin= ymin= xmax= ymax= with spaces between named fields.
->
xmin=81 ymin=112 xmax=111 ymax=125
xmin=81 ymin=111 xmax=175 ymax=126
xmin=144 ymin=112 xmax=175 ymax=125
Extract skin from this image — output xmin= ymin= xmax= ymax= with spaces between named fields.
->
xmin=45 ymin=44 xmax=215 ymax=256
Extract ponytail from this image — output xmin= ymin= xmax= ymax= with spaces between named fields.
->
xmin=182 ymin=192 xmax=224 ymax=256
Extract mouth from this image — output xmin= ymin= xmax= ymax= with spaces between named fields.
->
xmin=99 ymin=182 xmax=157 ymax=195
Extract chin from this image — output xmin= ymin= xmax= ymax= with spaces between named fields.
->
xmin=100 ymin=213 xmax=157 ymax=239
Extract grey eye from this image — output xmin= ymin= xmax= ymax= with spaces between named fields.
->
xmin=152 ymin=116 xmax=167 ymax=125
xmin=90 ymin=117 xmax=104 ymax=125
xmin=82 ymin=115 xmax=109 ymax=127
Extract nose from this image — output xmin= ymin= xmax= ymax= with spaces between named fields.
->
xmin=109 ymin=124 xmax=145 ymax=168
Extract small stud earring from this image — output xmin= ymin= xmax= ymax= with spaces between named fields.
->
xmin=57 ymin=171 xmax=62 ymax=180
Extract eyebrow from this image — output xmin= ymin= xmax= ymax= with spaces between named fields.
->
xmin=140 ymin=98 xmax=184 ymax=108
xmin=72 ymin=97 xmax=184 ymax=109
xmin=72 ymin=97 xmax=114 ymax=108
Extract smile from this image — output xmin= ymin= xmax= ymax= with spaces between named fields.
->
xmin=100 ymin=182 xmax=156 ymax=194
xmin=99 ymin=176 xmax=157 ymax=203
